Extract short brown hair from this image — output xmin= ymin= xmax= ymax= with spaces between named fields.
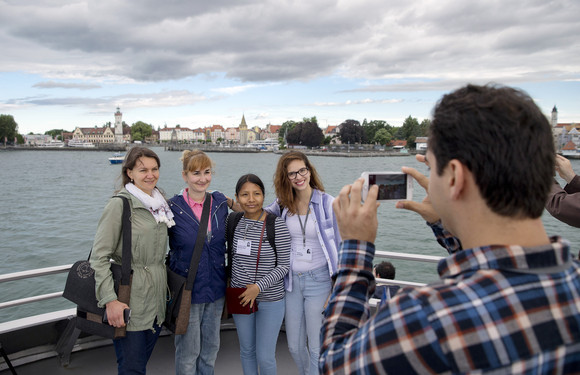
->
xmin=273 ymin=151 xmax=324 ymax=214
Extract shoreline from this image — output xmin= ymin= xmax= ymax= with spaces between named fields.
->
xmin=1 ymin=144 xmax=421 ymax=157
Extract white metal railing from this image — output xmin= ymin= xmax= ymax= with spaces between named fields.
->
xmin=0 ymin=264 xmax=72 ymax=310
xmin=0 ymin=251 xmax=444 ymax=313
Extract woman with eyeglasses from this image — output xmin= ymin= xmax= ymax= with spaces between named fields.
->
xmin=265 ymin=151 xmax=340 ymax=375
xmin=167 ymin=150 xmax=235 ymax=375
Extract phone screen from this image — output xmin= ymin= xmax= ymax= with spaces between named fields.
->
xmin=368 ymin=173 xmax=408 ymax=200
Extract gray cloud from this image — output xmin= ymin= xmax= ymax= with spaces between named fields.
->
xmin=33 ymin=81 xmax=101 ymax=90
xmin=0 ymin=0 xmax=579 ymax=87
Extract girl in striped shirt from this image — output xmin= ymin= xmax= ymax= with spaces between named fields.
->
xmin=229 ymin=174 xmax=291 ymax=375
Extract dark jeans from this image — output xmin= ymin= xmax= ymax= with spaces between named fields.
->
xmin=113 ymin=323 xmax=162 ymax=375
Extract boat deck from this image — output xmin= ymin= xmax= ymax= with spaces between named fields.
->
xmin=1 ymin=326 xmax=296 ymax=374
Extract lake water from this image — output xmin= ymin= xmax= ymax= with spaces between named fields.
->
xmin=1 ymin=148 xmax=579 ymax=323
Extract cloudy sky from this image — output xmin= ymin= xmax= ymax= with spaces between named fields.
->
xmin=1 ymin=0 xmax=579 ymax=134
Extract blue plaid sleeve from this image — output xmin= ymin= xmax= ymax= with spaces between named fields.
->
xmin=320 ymin=240 xmax=449 ymax=374
xmin=428 ymin=221 xmax=462 ymax=254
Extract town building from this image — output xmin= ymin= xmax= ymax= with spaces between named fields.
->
xmin=71 ymin=126 xmax=115 ymax=144
xmin=415 ymin=137 xmax=428 ymax=151
xmin=551 ymin=106 xmax=580 ymax=153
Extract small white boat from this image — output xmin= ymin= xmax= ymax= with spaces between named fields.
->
xmin=68 ymin=140 xmax=96 ymax=148
xmin=108 ymin=152 xmax=125 ymax=164
xmin=39 ymin=141 xmax=65 ymax=148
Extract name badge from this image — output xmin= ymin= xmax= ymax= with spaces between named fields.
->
xmin=237 ymin=240 xmax=252 ymax=255
xmin=295 ymin=247 xmax=313 ymax=262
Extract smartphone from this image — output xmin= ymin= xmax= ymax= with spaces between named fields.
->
xmin=103 ymin=308 xmax=131 ymax=324
xmin=361 ymin=172 xmax=413 ymax=202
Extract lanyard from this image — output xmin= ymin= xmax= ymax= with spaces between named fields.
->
xmin=297 ymin=191 xmax=313 ymax=248
xmin=243 ymin=210 xmax=265 ymax=240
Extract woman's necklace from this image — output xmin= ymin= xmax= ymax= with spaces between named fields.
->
xmin=243 ymin=209 xmax=265 ymax=240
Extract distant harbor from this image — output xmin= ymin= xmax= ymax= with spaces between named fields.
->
xmin=164 ymin=143 xmax=420 ymax=157
xmin=2 ymin=144 xmax=127 ymax=152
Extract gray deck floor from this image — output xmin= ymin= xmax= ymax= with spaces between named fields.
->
xmin=1 ymin=328 xmax=297 ymax=374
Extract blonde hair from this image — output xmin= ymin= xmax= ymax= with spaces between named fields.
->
xmin=273 ymin=151 xmax=324 ymax=215
xmin=180 ymin=149 xmax=214 ymax=172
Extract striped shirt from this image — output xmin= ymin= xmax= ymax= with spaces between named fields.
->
xmin=230 ymin=215 xmax=291 ymax=302
xmin=320 ymin=223 xmax=580 ymax=374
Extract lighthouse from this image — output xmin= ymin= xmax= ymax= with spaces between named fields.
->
xmin=114 ymin=107 xmax=123 ymax=144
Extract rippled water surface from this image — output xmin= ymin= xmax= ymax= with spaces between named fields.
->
xmin=1 ymin=148 xmax=578 ymax=322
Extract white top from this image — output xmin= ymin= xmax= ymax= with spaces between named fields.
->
xmin=286 ymin=213 xmax=326 ymax=272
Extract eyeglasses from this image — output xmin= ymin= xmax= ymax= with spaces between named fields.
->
xmin=287 ymin=167 xmax=309 ymax=180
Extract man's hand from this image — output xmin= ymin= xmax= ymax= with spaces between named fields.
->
xmin=555 ymin=154 xmax=576 ymax=184
xmin=395 ymin=154 xmax=440 ymax=224
xmin=332 ymin=177 xmax=379 ymax=243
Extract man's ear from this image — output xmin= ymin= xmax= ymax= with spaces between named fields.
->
xmin=448 ymin=159 xmax=466 ymax=200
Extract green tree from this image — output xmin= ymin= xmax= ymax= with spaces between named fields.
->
xmin=400 ymin=116 xmax=420 ymax=139
xmin=338 ymin=119 xmax=365 ymax=144
xmin=363 ymin=120 xmax=390 ymax=144
xmin=131 ymin=121 xmax=153 ymax=142
xmin=45 ymin=129 xmax=68 ymax=140
xmin=419 ymin=119 xmax=431 ymax=136
xmin=0 ymin=114 xmax=19 ymax=143
xmin=286 ymin=121 xmax=324 ymax=148
xmin=373 ymin=128 xmax=392 ymax=145
xmin=279 ymin=120 xmax=297 ymax=140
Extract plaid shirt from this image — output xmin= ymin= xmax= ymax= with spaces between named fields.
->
xmin=320 ymin=224 xmax=580 ymax=374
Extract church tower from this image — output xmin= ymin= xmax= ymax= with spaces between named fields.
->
xmin=114 ymin=107 xmax=124 ymax=143
xmin=551 ymin=105 xmax=558 ymax=128
xmin=239 ymin=114 xmax=248 ymax=145
xmin=551 ymin=106 xmax=560 ymax=152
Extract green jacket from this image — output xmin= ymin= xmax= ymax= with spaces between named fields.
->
xmin=90 ymin=189 xmax=168 ymax=331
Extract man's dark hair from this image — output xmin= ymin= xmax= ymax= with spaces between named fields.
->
xmin=374 ymin=261 xmax=395 ymax=279
xmin=428 ymin=84 xmax=555 ymax=218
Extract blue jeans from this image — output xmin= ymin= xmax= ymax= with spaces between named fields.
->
xmin=233 ymin=298 xmax=285 ymax=375
xmin=285 ymin=265 xmax=332 ymax=375
xmin=175 ymin=297 xmax=225 ymax=375
xmin=113 ymin=323 xmax=162 ymax=375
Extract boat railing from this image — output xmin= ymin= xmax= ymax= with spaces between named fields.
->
xmin=0 ymin=251 xmax=444 ymax=370
xmin=0 ymin=249 xmax=444 ymax=316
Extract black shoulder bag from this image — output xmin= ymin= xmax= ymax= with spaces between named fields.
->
xmin=63 ymin=195 xmax=132 ymax=339
xmin=164 ymin=192 xmax=211 ymax=334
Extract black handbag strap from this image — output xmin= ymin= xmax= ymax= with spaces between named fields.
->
xmin=185 ymin=192 xmax=211 ymax=291
xmin=87 ymin=196 xmax=132 ymax=285
xmin=116 ymin=196 xmax=132 ymax=286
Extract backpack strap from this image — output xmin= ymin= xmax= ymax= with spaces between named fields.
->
xmin=265 ymin=213 xmax=277 ymax=267
xmin=226 ymin=211 xmax=244 ymax=278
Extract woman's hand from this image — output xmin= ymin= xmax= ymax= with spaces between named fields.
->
xmin=105 ymin=300 xmax=129 ymax=328
xmin=239 ymin=284 xmax=260 ymax=308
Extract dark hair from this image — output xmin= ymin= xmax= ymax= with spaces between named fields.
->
xmin=235 ymin=174 xmax=265 ymax=196
xmin=120 ymin=146 xmax=161 ymax=187
xmin=273 ymin=151 xmax=324 ymax=214
xmin=375 ymin=261 xmax=396 ymax=279
xmin=429 ymin=84 xmax=554 ymax=218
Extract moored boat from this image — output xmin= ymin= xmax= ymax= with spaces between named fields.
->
xmin=108 ymin=152 xmax=125 ymax=164
xmin=67 ymin=140 xmax=95 ymax=148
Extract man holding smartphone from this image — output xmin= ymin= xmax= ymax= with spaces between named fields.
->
xmin=320 ymin=84 xmax=580 ymax=374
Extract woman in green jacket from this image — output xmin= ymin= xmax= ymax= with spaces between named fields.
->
xmin=90 ymin=147 xmax=175 ymax=374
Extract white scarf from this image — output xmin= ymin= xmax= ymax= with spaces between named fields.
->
xmin=125 ymin=183 xmax=175 ymax=228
